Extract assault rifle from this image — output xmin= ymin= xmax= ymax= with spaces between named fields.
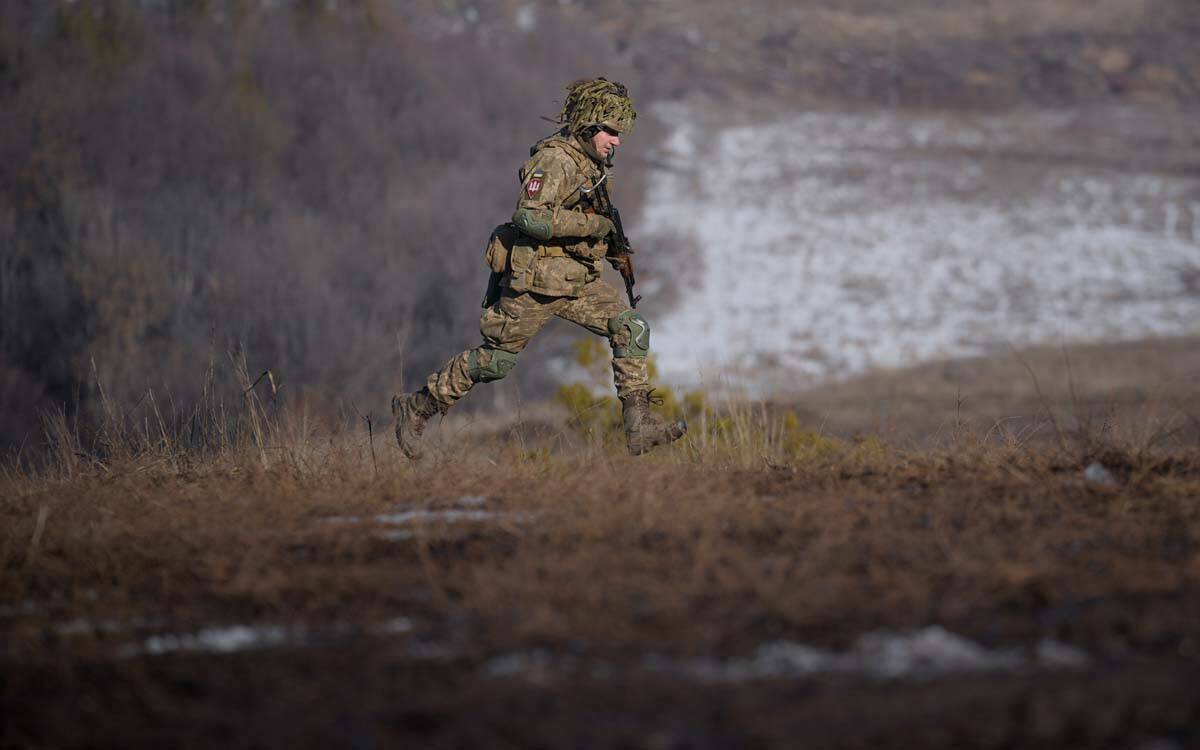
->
xmin=596 ymin=180 xmax=642 ymax=309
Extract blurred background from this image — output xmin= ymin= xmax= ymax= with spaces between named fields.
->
xmin=2 ymin=0 xmax=1197 ymax=453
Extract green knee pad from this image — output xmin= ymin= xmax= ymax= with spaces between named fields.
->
xmin=468 ymin=346 xmax=519 ymax=383
xmin=607 ymin=310 xmax=650 ymax=358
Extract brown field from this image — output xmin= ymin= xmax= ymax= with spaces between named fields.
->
xmin=4 ymin=1 xmax=1197 ymax=746
xmin=3 ymin=338 xmax=1199 ymax=748
xmin=786 ymin=336 xmax=1200 ymax=447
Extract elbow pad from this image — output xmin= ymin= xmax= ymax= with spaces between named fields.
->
xmin=512 ymin=208 xmax=554 ymax=241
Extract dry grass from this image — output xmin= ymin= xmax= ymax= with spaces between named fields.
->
xmin=3 ymin=343 xmax=1200 ymax=746
xmin=781 ymin=336 xmax=1200 ymax=450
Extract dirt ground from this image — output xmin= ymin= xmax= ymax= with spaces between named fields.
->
xmin=3 ymin=338 xmax=1199 ymax=749
xmin=3 ymin=0 xmax=1197 ymax=745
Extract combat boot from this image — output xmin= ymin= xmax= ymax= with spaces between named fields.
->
xmin=392 ymin=387 xmax=446 ymax=459
xmin=620 ymin=390 xmax=687 ymax=456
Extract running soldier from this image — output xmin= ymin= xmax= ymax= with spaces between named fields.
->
xmin=392 ymin=78 xmax=686 ymax=458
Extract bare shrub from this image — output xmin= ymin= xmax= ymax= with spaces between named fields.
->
xmin=0 ymin=0 xmax=646 ymax=453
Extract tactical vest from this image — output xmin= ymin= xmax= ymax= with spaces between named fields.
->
xmin=503 ymin=137 xmax=607 ymax=297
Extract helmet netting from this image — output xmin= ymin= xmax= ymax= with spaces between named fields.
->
xmin=557 ymin=78 xmax=636 ymax=134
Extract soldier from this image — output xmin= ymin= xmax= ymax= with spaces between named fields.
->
xmin=392 ymin=78 xmax=686 ymax=459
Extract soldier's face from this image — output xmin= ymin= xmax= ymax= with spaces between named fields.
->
xmin=592 ymin=127 xmax=621 ymax=160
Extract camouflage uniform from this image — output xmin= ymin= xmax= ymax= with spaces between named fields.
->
xmin=424 ymin=132 xmax=648 ymax=405
xmin=394 ymin=79 xmax=684 ymax=458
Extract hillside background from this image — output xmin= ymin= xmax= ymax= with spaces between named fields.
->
xmin=2 ymin=0 xmax=1197 ymax=452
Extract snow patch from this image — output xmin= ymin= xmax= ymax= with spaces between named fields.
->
xmin=484 ymin=649 xmax=567 ymax=678
xmin=668 ymin=627 xmax=1089 ymax=682
xmin=120 ymin=624 xmax=291 ymax=657
xmin=321 ymin=496 xmax=535 ymax=536
xmin=115 ymin=617 xmax=418 ymax=658
xmin=638 ymin=106 xmax=1200 ymax=394
xmin=0 ymin=602 xmax=40 ymax=618
xmin=375 ymin=617 xmax=415 ymax=635
xmin=482 ymin=627 xmax=1090 ymax=684
xmin=56 ymin=617 xmax=163 ymax=636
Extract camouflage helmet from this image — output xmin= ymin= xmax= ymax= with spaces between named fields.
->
xmin=557 ymin=77 xmax=636 ymax=135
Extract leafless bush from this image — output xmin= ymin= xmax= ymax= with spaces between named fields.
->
xmin=0 ymin=0 xmax=649 ymax=453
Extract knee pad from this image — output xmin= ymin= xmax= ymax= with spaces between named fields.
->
xmin=468 ymin=346 xmax=519 ymax=383
xmin=607 ymin=310 xmax=650 ymax=358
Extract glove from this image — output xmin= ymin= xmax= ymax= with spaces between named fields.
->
xmin=607 ymin=253 xmax=632 ymax=274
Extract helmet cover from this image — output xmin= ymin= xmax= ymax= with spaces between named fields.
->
xmin=557 ymin=78 xmax=636 ymax=135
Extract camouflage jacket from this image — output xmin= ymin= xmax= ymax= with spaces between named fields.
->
xmin=503 ymin=132 xmax=611 ymax=298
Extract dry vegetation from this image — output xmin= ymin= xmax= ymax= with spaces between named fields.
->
xmin=530 ymin=0 xmax=1200 ymax=108
xmin=3 ymin=341 xmax=1199 ymax=747
xmin=3 ymin=2 xmax=1199 ymax=746
xmin=0 ymin=0 xmax=658 ymax=450
xmin=784 ymin=336 xmax=1200 ymax=449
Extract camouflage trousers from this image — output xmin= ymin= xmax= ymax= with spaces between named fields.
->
xmin=424 ymin=279 xmax=649 ymax=406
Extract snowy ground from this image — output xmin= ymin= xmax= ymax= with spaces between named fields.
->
xmin=485 ymin=626 xmax=1089 ymax=685
xmin=635 ymin=104 xmax=1200 ymax=395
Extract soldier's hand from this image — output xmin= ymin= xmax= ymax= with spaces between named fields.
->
xmin=587 ymin=214 xmax=615 ymax=239
xmin=607 ymin=254 xmax=631 ymax=273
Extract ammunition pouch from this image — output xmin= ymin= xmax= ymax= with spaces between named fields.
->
xmin=485 ymin=223 xmax=520 ymax=274
xmin=505 ymin=243 xmax=537 ymax=293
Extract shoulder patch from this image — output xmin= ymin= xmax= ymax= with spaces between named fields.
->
xmin=525 ymin=169 xmax=545 ymax=199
